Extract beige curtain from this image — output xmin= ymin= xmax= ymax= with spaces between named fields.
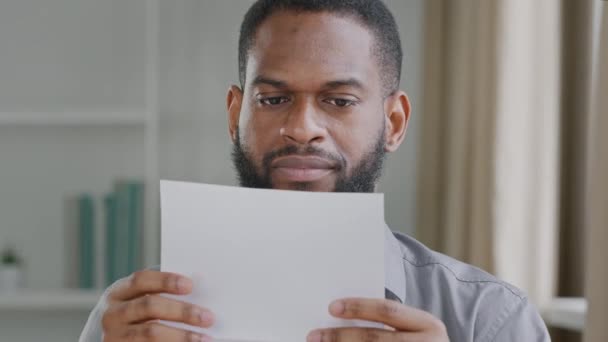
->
xmin=419 ymin=0 xmax=607 ymax=336
xmin=417 ymin=0 xmax=561 ymax=307
xmin=417 ymin=0 xmax=498 ymax=273
xmin=492 ymin=0 xmax=562 ymax=307
xmin=583 ymin=3 xmax=608 ymax=341
xmin=557 ymin=0 xmax=594 ymax=304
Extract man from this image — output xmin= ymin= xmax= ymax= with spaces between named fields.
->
xmin=81 ymin=0 xmax=550 ymax=341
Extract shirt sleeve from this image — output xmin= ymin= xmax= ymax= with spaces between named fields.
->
xmin=78 ymin=279 xmax=125 ymax=342
xmin=488 ymin=296 xmax=551 ymax=342
xmin=78 ymin=292 xmax=107 ymax=341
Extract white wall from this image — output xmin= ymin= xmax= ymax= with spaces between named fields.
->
xmin=381 ymin=0 xmax=424 ymax=234
xmin=0 ymin=0 xmax=146 ymax=111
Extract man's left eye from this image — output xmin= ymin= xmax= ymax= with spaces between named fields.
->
xmin=260 ymin=96 xmax=290 ymax=106
xmin=325 ymin=98 xmax=356 ymax=107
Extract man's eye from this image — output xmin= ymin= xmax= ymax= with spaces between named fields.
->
xmin=325 ymin=98 xmax=356 ymax=107
xmin=260 ymin=96 xmax=289 ymax=106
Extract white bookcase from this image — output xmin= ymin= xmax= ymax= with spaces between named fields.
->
xmin=0 ymin=111 xmax=147 ymax=126
xmin=0 ymin=289 xmax=103 ymax=311
xmin=0 ymin=1 xmax=252 ymax=318
xmin=0 ymin=0 xmax=160 ymax=310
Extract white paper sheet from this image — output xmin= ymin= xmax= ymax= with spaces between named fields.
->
xmin=160 ymin=180 xmax=385 ymax=342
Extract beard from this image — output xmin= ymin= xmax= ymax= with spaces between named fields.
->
xmin=231 ymin=128 xmax=386 ymax=193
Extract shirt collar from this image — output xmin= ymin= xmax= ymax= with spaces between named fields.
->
xmin=385 ymin=224 xmax=406 ymax=304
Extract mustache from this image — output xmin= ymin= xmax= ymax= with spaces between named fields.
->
xmin=262 ymin=145 xmax=345 ymax=170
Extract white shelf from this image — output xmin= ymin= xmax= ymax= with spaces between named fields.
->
xmin=0 ymin=289 xmax=103 ymax=311
xmin=0 ymin=111 xmax=148 ymax=126
xmin=542 ymin=297 xmax=587 ymax=332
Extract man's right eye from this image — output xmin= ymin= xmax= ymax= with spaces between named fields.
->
xmin=259 ymin=96 xmax=290 ymax=106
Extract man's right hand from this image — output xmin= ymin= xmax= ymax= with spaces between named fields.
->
xmin=101 ymin=270 xmax=214 ymax=341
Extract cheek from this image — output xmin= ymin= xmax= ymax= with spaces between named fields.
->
xmin=333 ymin=133 xmax=370 ymax=170
xmin=240 ymin=110 xmax=279 ymax=159
xmin=330 ymin=107 xmax=384 ymax=162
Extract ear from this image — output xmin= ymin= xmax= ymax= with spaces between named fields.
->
xmin=383 ymin=91 xmax=411 ymax=152
xmin=227 ymin=85 xmax=244 ymax=144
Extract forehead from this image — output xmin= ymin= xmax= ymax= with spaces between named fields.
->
xmin=246 ymin=11 xmax=379 ymax=90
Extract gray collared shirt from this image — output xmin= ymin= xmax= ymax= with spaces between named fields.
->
xmin=80 ymin=228 xmax=550 ymax=341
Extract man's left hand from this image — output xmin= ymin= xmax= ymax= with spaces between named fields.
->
xmin=307 ymin=298 xmax=450 ymax=342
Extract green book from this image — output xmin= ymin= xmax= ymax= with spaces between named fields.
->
xmin=126 ymin=182 xmax=144 ymax=275
xmin=104 ymin=194 xmax=117 ymax=286
xmin=114 ymin=182 xmax=130 ymax=280
xmin=64 ymin=196 xmax=79 ymax=288
xmin=112 ymin=180 xmax=145 ymax=281
xmin=78 ymin=194 xmax=95 ymax=289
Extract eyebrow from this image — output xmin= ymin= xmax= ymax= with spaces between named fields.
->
xmin=251 ymin=76 xmax=288 ymax=89
xmin=322 ymin=78 xmax=365 ymax=91
xmin=251 ymin=76 xmax=365 ymax=91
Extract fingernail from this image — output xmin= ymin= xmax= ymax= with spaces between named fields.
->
xmin=176 ymin=277 xmax=189 ymax=292
xmin=307 ymin=330 xmax=321 ymax=342
xmin=191 ymin=308 xmax=203 ymax=323
xmin=200 ymin=311 xmax=214 ymax=325
xmin=189 ymin=334 xmax=211 ymax=342
xmin=329 ymin=300 xmax=345 ymax=315
xmin=188 ymin=334 xmax=203 ymax=342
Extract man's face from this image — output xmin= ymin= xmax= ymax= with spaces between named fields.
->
xmin=228 ymin=11 xmax=409 ymax=192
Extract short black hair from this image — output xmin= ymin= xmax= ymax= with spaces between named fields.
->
xmin=238 ymin=0 xmax=403 ymax=96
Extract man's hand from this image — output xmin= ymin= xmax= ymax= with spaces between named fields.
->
xmin=307 ymin=298 xmax=449 ymax=342
xmin=101 ymin=270 xmax=214 ymax=342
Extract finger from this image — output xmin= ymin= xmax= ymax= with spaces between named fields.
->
xmin=115 ymin=321 xmax=212 ymax=342
xmin=110 ymin=271 xmax=193 ymax=301
xmin=329 ymin=298 xmax=442 ymax=331
xmin=106 ymin=294 xmax=214 ymax=328
xmin=307 ymin=327 xmax=397 ymax=342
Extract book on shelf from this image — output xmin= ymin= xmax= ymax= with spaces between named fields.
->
xmin=78 ymin=195 xmax=96 ymax=289
xmin=106 ymin=180 xmax=144 ymax=286
xmin=64 ymin=194 xmax=96 ymax=289
xmin=64 ymin=180 xmax=144 ymax=289
xmin=64 ymin=197 xmax=79 ymax=289
xmin=103 ymin=193 xmax=117 ymax=288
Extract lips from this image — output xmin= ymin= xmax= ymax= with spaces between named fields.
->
xmin=272 ymin=156 xmax=335 ymax=169
xmin=271 ymin=156 xmax=336 ymax=182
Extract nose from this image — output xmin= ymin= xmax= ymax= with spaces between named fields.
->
xmin=279 ymin=98 xmax=327 ymax=145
